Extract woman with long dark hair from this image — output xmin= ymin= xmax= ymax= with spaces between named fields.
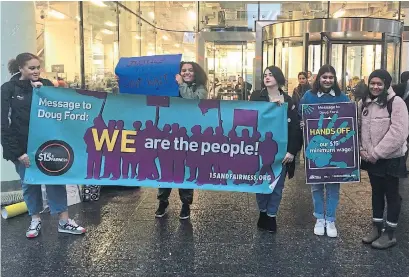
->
xmin=250 ymin=66 xmax=302 ymax=233
xmin=292 ymin=72 xmax=311 ymax=108
xmin=298 ymin=64 xmax=350 ymax=238
xmin=1 ymin=53 xmax=86 ymax=238
xmin=155 ymin=61 xmax=208 ymax=220
xmin=359 ymin=69 xmax=408 ymax=249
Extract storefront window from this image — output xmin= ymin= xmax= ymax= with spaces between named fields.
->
xmin=119 ymin=5 xmax=141 ymax=57
xmin=82 ymin=1 xmax=119 ymax=92
xmin=259 ymin=2 xmax=328 ymax=21
xmin=199 ymin=1 xmax=259 ymax=31
xmin=35 ymin=1 xmax=81 ymax=87
xmin=329 ymin=1 xmax=400 ymax=19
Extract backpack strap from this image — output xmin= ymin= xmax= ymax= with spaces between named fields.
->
xmin=387 ymin=96 xmax=395 ymax=118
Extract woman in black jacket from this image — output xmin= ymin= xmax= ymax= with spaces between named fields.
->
xmin=1 ymin=53 xmax=86 ymax=238
xmin=250 ymin=66 xmax=302 ymax=233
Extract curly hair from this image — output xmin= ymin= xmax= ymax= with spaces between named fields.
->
xmin=311 ymin=64 xmax=341 ymax=96
xmin=180 ymin=62 xmax=208 ymax=86
xmin=8 ymin=53 xmax=39 ymax=75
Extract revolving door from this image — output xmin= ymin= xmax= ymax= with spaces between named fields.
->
xmin=260 ymin=18 xmax=403 ymax=94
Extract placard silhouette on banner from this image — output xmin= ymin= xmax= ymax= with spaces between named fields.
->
xmin=115 ymin=54 xmax=182 ymax=96
xmin=25 ymin=86 xmax=289 ymax=194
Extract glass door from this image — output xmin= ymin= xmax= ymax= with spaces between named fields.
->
xmin=206 ymin=42 xmax=249 ymax=100
xmin=385 ymin=35 xmax=401 ymax=84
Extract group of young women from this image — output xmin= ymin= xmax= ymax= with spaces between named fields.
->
xmin=2 ymin=52 xmax=406 ymax=251
xmin=251 ymin=64 xmax=407 ymax=250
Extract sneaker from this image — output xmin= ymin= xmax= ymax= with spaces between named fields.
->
xmin=326 ymin=220 xmax=338 ymax=238
xmin=314 ymin=219 xmax=325 ymax=236
xmin=179 ymin=204 xmax=190 ymax=220
xmin=26 ymin=219 xmax=41 ymax=238
xmin=155 ymin=201 xmax=169 ymax=218
xmin=58 ymin=219 xmax=86 ymax=235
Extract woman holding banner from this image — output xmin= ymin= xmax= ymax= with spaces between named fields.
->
xmin=155 ymin=61 xmax=208 ymax=220
xmin=359 ymin=69 xmax=408 ymax=249
xmin=250 ymin=66 xmax=302 ymax=233
xmin=1 ymin=53 xmax=86 ymax=238
xmin=298 ymin=65 xmax=350 ymax=238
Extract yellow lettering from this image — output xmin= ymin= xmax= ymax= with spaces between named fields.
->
xmin=92 ymin=128 xmax=119 ymax=151
xmin=121 ymin=130 xmax=137 ymax=153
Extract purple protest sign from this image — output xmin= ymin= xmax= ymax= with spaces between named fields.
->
xmin=302 ymin=102 xmax=360 ymax=184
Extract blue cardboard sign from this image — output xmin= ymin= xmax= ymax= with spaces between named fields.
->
xmin=115 ymin=54 xmax=182 ymax=96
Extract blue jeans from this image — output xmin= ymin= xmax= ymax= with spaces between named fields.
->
xmin=256 ymin=165 xmax=287 ymax=217
xmin=14 ymin=162 xmax=67 ymax=216
xmin=311 ymin=183 xmax=340 ymax=222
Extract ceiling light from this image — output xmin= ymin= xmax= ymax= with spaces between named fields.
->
xmin=333 ymin=8 xmax=345 ymax=18
xmin=90 ymin=0 xmax=107 ymax=7
xmin=135 ymin=35 xmax=143 ymax=40
xmin=48 ymin=9 xmax=65 ymax=19
xmin=162 ymin=35 xmax=169 ymax=40
xmin=101 ymin=29 xmax=114 ymax=35
xmin=149 ymin=12 xmax=155 ymax=19
xmin=105 ymin=21 xmax=116 ymax=27
xmin=75 ymin=16 xmax=81 ymax=21
xmin=188 ymin=11 xmax=197 ymax=20
xmin=174 ymin=43 xmax=180 ymax=47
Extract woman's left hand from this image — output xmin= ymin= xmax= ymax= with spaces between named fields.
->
xmin=273 ymin=99 xmax=283 ymax=106
xmin=31 ymin=81 xmax=43 ymax=88
xmin=282 ymin=152 xmax=294 ymax=164
xmin=367 ymin=155 xmax=377 ymax=164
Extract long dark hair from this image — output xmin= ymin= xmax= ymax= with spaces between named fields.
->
xmin=180 ymin=62 xmax=208 ymax=86
xmin=262 ymin=66 xmax=286 ymax=89
xmin=311 ymin=65 xmax=341 ymax=95
xmin=8 ymin=53 xmax=39 ymax=75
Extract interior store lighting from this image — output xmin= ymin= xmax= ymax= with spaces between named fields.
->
xmin=149 ymin=12 xmax=155 ymax=19
xmin=101 ymin=29 xmax=114 ymax=35
xmin=91 ymin=0 xmax=107 ymax=7
xmin=162 ymin=35 xmax=169 ymax=41
xmin=105 ymin=21 xmax=116 ymax=27
xmin=48 ymin=9 xmax=66 ymax=19
xmin=135 ymin=35 xmax=143 ymax=40
xmin=174 ymin=44 xmax=180 ymax=48
xmin=188 ymin=11 xmax=197 ymax=20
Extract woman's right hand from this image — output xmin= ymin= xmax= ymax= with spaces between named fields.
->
xmin=175 ymin=74 xmax=183 ymax=85
xmin=18 ymin=153 xmax=30 ymax=168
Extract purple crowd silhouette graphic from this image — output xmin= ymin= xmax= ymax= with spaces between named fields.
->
xmin=79 ymin=90 xmax=280 ymax=185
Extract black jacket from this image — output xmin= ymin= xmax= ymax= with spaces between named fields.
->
xmin=393 ymin=82 xmax=409 ymax=110
xmin=1 ymin=73 xmax=53 ymax=161
xmin=250 ymin=89 xmax=303 ymax=178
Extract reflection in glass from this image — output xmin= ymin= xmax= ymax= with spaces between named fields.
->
xmin=35 ymin=1 xmax=81 ymax=87
xmin=329 ymin=1 xmax=399 ymax=19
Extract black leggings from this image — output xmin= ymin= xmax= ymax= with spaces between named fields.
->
xmin=368 ymin=173 xmax=402 ymax=225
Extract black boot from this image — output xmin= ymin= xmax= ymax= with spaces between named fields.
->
xmin=371 ymin=225 xmax=397 ymax=250
xmin=362 ymin=222 xmax=383 ymax=244
xmin=266 ymin=216 xmax=277 ymax=233
xmin=257 ymin=212 xmax=268 ymax=230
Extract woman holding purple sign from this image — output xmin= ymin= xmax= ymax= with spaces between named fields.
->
xmin=359 ymin=69 xmax=408 ymax=250
xmin=298 ymin=65 xmax=350 ymax=238
xmin=250 ymin=66 xmax=302 ymax=233
xmin=155 ymin=61 xmax=208 ymax=220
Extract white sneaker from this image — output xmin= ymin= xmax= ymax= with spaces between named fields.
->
xmin=26 ymin=219 xmax=41 ymax=238
xmin=314 ymin=219 xmax=326 ymax=236
xmin=326 ymin=221 xmax=338 ymax=238
xmin=58 ymin=219 xmax=86 ymax=235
